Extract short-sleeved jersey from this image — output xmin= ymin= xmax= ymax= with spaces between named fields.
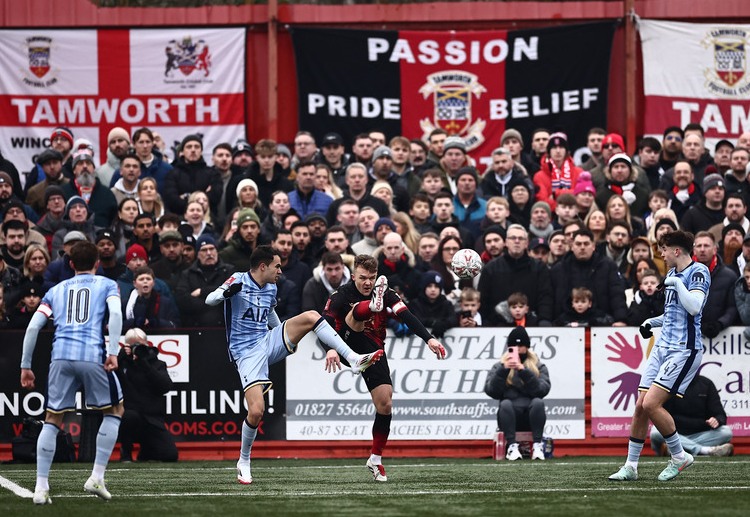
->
xmin=223 ymin=271 xmax=278 ymax=362
xmin=38 ymin=274 xmax=120 ymax=364
xmin=658 ymin=261 xmax=710 ymax=351
xmin=323 ymin=281 xmax=407 ymax=349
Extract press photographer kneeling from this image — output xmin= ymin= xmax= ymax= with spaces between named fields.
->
xmin=117 ymin=328 xmax=178 ymax=462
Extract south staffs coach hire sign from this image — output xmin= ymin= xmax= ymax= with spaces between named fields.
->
xmin=292 ymin=23 xmax=614 ymax=161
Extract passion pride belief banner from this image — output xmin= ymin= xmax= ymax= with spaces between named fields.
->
xmin=0 ymin=28 xmax=246 ymax=169
xmin=291 ymin=24 xmax=614 ymax=163
xmin=639 ymin=20 xmax=750 ymax=145
xmin=591 ymin=327 xmax=750 ymax=437
xmin=286 ymin=327 xmax=585 ymax=441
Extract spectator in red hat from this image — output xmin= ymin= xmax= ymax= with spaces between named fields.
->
xmin=590 ymin=132 xmax=625 ymax=188
xmin=49 ymin=126 xmax=75 ymax=180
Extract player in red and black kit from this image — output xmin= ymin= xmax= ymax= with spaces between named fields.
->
xmin=323 ymin=255 xmax=446 ymax=482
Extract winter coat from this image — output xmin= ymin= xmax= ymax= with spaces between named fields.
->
xmin=117 ymin=268 xmax=176 ymax=312
xmin=594 ymin=166 xmax=651 ymax=220
xmin=301 ymin=265 xmax=351 ymax=313
xmin=288 ymin=187 xmax=333 ymax=220
xmin=51 ymin=215 xmax=98 ymax=258
xmin=218 ymin=235 xmax=256 ymax=272
xmin=532 ymin=155 xmax=583 ymax=211
xmin=626 ymin=290 xmax=665 ymax=326
xmin=555 ymin=307 xmax=614 ymax=327
xmin=175 ymin=260 xmax=234 ymax=327
xmin=733 ymin=275 xmax=750 ymax=325
xmin=407 ymin=292 xmax=458 ymax=338
xmin=480 ymin=169 xmax=533 ymax=201
xmin=281 ymin=254 xmax=312 ymax=301
xmin=484 ymin=360 xmax=551 ymax=402
xmin=96 ymin=148 xmax=122 ymax=188
xmin=701 ymin=259 xmax=738 ymax=336
xmin=478 ymin=253 xmax=554 ymax=326
xmin=664 ymin=375 xmax=726 ymax=436
xmin=375 ymin=249 xmax=421 ymax=303
xmin=43 ymin=255 xmax=105 ymax=292
xmin=453 ymin=195 xmax=487 ymax=242
xmin=117 ymin=346 xmax=173 ymax=417
xmin=550 ymin=251 xmax=628 ymax=323
xmin=679 ymin=200 xmax=726 ymax=236
xmin=274 ymin=274 xmax=301 ymax=321
xmin=61 ymin=180 xmax=118 ymax=229
xmin=163 ymin=157 xmax=223 ymax=215
xmin=124 ymin=289 xmax=181 ymax=330
xmin=109 ymin=149 xmax=172 ymax=192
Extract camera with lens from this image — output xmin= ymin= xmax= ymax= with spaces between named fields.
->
xmin=132 ymin=343 xmax=152 ymax=359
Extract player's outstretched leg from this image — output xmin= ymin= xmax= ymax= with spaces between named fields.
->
xmin=306 ymin=314 xmax=382 ymax=373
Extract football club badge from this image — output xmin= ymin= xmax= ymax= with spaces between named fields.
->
xmin=702 ymin=28 xmax=750 ymax=97
xmin=165 ymin=36 xmax=211 ymax=78
xmin=419 ymin=71 xmax=487 ymax=151
xmin=22 ymin=36 xmax=58 ymax=88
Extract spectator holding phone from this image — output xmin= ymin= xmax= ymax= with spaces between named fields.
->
xmin=484 ymin=326 xmax=551 ymax=461
xmin=457 ymin=287 xmax=482 ymax=327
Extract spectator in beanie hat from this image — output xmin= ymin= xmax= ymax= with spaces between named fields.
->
xmin=679 ymin=172 xmax=726 ymax=235
xmin=220 ymin=209 xmax=261 ymax=271
xmin=97 ymin=127 xmax=132 ymax=187
xmin=163 ymin=133 xmax=223 ymax=215
xmin=50 ymin=196 xmax=96 ymax=257
xmin=533 ymin=132 xmax=583 ymax=212
xmin=61 ymin=149 xmax=118 ymax=228
xmin=595 ymin=153 xmax=650 ymax=219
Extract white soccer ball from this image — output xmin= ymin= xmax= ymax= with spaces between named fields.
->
xmin=450 ymin=248 xmax=483 ymax=279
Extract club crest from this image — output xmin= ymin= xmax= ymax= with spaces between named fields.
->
xmin=419 ymin=70 xmax=486 ymax=151
xmin=165 ymin=36 xmax=211 ymax=79
xmin=702 ymin=28 xmax=750 ymax=97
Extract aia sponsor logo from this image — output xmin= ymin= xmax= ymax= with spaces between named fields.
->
xmin=164 ymin=36 xmax=213 ymax=88
xmin=23 ymin=36 xmax=58 ymax=88
xmin=702 ymin=28 xmax=750 ymax=97
xmin=418 ymin=70 xmax=486 ymax=151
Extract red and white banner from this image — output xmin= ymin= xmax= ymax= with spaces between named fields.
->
xmin=591 ymin=327 xmax=750 ymax=437
xmin=286 ymin=328 xmax=586 ymax=441
xmin=0 ymin=28 xmax=246 ymax=169
xmin=639 ymin=20 xmax=750 ymax=148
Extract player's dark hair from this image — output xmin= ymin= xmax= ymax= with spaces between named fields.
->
xmin=354 ymin=254 xmax=377 ymax=273
xmin=658 ymin=230 xmax=694 ymax=253
xmin=69 ymin=241 xmax=99 ymax=271
xmin=250 ymin=245 xmax=279 ymax=270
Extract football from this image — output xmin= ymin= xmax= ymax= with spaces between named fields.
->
xmin=450 ymin=248 xmax=483 ymax=279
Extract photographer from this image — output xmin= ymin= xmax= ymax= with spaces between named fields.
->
xmin=484 ymin=326 xmax=550 ymax=461
xmin=117 ymin=328 xmax=178 ymax=462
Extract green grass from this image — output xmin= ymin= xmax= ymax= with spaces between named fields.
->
xmin=1 ymin=457 xmax=748 ymax=516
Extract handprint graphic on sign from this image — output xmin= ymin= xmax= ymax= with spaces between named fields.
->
xmin=607 ymin=371 xmax=641 ymax=411
xmin=606 ymin=332 xmax=644 ymax=369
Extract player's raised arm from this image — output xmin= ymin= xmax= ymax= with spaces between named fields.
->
xmin=206 ymin=275 xmax=242 ymax=305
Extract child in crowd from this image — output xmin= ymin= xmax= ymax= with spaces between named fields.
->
xmin=626 ymin=269 xmax=664 ymax=326
xmin=8 ymin=283 xmax=44 ymax=329
xmin=457 ymin=287 xmax=482 ymax=328
xmin=409 ymin=193 xmax=434 ymax=234
xmin=125 ymin=266 xmax=181 ymax=330
xmin=643 ymin=189 xmax=669 ymax=230
xmin=496 ymin=291 xmax=538 ymax=327
xmin=554 ymin=287 xmax=614 ymax=327
xmin=407 ymin=270 xmax=458 ymax=338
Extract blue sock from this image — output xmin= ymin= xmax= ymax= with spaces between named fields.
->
xmin=93 ymin=415 xmax=121 ymax=479
xmin=664 ymin=430 xmax=685 ymax=459
xmin=625 ymin=436 xmax=644 ymax=468
xmin=313 ymin=318 xmax=357 ymax=363
xmin=36 ymin=423 xmax=59 ymax=483
xmin=240 ymin=419 xmax=258 ymax=462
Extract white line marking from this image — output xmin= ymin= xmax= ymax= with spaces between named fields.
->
xmin=0 ymin=474 xmax=33 ymax=499
xmin=46 ymin=485 xmax=750 ymax=499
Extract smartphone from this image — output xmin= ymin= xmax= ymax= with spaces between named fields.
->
xmin=507 ymin=346 xmax=520 ymax=364
xmin=459 ymin=310 xmax=473 ymax=319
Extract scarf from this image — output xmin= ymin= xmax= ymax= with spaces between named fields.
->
xmin=543 ymin=156 xmax=574 ymax=193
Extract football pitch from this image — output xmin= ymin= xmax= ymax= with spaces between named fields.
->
xmin=1 ymin=457 xmax=747 ymax=516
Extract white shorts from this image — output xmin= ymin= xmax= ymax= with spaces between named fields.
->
xmin=639 ymin=346 xmax=702 ymax=397
xmin=46 ymin=360 xmax=123 ymax=413
xmin=235 ymin=322 xmax=296 ymax=394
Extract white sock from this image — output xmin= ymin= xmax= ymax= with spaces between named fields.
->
xmin=369 ymin=454 xmax=382 ymax=465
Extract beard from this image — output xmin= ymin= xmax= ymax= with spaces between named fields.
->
xmin=724 ymin=240 xmax=742 ymax=265
xmin=77 ymin=172 xmax=95 ymax=187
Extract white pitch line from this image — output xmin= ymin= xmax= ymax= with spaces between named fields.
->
xmin=0 ymin=474 xmax=33 ymax=499
xmin=47 ymin=485 xmax=750 ymax=499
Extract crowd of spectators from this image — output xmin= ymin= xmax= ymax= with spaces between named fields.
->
xmin=1 ymin=123 xmax=750 ymax=338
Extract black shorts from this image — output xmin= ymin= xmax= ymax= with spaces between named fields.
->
xmin=345 ymin=325 xmax=392 ymax=392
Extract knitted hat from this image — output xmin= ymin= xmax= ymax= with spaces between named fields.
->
xmin=703 ymin=173 xmax=724 ymax=192
xmin=37 ymin=148 xmax=63 ymax=165
xmin=107 ymin=127 xmax=130 ymax=144
xmin=304 ymin=213 xmax=327 ymax=225
xmin=420 ymin=270 xmax=443 ymax=290
xmin=180 ymin=134 xmax=203 ymax=149
xmin=71 ymin=150 xmax=94 ymax=168
xmin=608 ymin=152 xmax=632 ymax=169
xmin=196 ymin=234 xmax=217 ymax=250
xmin=276 ymin=144 xmax=292 ymax=160
xmin=236 ymin=178 xmax=259 ymax=199
xmin=374 ymin=217 xmax=396 ymax=233
xmin=547 ymin=132 xmax=568 ymax=150
xmin=0 ymin=171 xmax=13 ymax=186
xmin=722 ymin=222 xmax=745 ymax=241
xmin=95 ymin=230 xmax=116 ymax=245
xmin=500 ymin=128 xmax=523 ymax=147
xmin=371 ymin=180 xmax=393 ymax=197
xmin=65 ymin=196 xmax=89 ymax=218
xmin=50 ymin=127 xmax=74 ymax=146
xmin=125 ymin=243 xmax=148 ymax=263
xmin=573 ymin=171 xmax=596 ymax=195
xmin=654 ymin=218 xmax=678 ymax=233
xmin=602 ymin=133 xmax=625 ymax=150
xmin=456 ymin=166 xmax=478 ymax=183
xmin=372 ymin=146 xmax=392 ymax=161
xmin=443 ymin=136 xmax=467 ymax=153
xmin=237 ymin=209 xmax=261 ymax=227
xmin=507 ymin=326 xmax=530 ymax=347
xmin=183 ymin=234 xmax=197 ymax=250
xmin=531 ymin=201 xmax=552 ymax=217
xmin=483 ymin=224 xmax=506 ymax=241
xmin=44 ymin=185 xmax=65 ymax=206
xmin=73 ymin=138 xmax=95 ymax=155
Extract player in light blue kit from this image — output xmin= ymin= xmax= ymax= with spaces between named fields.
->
xmin=609 ymin=230 xmax=710 ymax=482
xmin=20 ymin=241 xmax=124 ymax=504
xmin=206 ymin=245 xmax=383 ymax=485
